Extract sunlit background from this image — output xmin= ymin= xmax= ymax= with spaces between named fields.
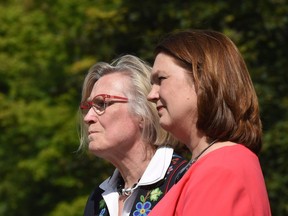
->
xmin=0 ymin=0 xmax=287 ymax=215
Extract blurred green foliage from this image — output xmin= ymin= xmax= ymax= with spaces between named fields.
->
xmin=0 ymin=0 xmax=287 ymax=215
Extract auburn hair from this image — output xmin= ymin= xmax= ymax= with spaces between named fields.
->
xmin=155 ymin=29 xmax=262 ymax=154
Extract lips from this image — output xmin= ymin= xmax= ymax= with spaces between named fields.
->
xmin=88 ymin=131 xmax=100 ymax=141
xmin=157 ymin=105 xmax=165 ymax=112
xmin=88 ymin=130 xmax=99 ymax=135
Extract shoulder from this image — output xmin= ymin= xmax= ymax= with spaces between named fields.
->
xmin=83 ymin=186 xmax=104 ymax=216
xmin=179 ymin=144 xmax=264 ymax=195
xmin=168 ymin=152 xmax=188 ymax=175
xmin=153 ymin=145 xmax=270 ymax=216
xmin=191 ymin=144 xmax=262 ymax=182
xmin=162 ymin=153 xmax=188 ymax=193
xmin=171 ymin=152 xmax=188 ymax=165
xmin=200 ymin=144 xmax=259 ymax=168
xmin=183 ymin=145 xmax=267 ymax=204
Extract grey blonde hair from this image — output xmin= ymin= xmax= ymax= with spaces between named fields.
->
xmin=79 ymin=55 xmax=177 ymax=150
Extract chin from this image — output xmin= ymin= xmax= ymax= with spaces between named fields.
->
xmin=88 ymin=143 xmax=100 ymax=153
xmin=160 ymin=121 xmax=173 ymax=132
xmin=89 ymin=148 xmax=104 ymax=157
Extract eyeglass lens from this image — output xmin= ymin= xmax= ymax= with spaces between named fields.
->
xmin=80 ymin=94 xmax=128 ymax=115
xmin=92 ymin=96 xmax=106 ymax=114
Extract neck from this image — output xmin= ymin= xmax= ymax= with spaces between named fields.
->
xmin=116 ymin=145 xmax=155 ymax=197
xmin=174 ymin=139 xmax=218 ymax=184
xmin=189 ymin=136 xmax=213 ymax=159
xmin=191 ymin=139 xmax=218 ymax=161
xmin=113 ymin=144 xmax=155 ymax=188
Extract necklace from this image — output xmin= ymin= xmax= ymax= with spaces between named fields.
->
xmin=175 ymin=139 xmax=218 ymax=183
xmin=117 ymin=176 xmax=138 ymax=196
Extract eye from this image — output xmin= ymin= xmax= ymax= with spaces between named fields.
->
xmin=93 ymin=97 xmax=106 ymax=111
xmin=151 ymin=72 xmax=166 ymax=85
xmin=158 ymin=76 xmax=166 ymax=83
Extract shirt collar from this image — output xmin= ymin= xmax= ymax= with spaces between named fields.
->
xmin=100 ymin=146 xmax=173 ymax=190
xmin=138 ymin=146 xmax=173 ymax=186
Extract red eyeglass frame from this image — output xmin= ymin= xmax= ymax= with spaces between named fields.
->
xmin=80 ymin=94 xmax=129 ymax=114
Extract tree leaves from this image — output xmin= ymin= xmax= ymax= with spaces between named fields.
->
xmin=0 ymin=0 xmax=287 ymax=215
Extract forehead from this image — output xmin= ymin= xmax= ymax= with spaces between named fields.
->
xmin=151 ymin=53 xmax=190 ymax=80
xmin=152 ymin=53 xmax=173 ymax=71
xmin=90 ymin=72 xmax=130 ymax=98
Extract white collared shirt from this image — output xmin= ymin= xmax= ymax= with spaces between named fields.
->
xmin=99 ymin=146 xmax=174 ymax=216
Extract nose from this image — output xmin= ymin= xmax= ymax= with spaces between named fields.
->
xmin=147 ymin=85 xmax=159 ymax=102
xmin=83 ymin=108 xmax=98 ymax=125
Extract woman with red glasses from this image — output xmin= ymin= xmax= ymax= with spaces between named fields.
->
xmin=79 ymin=55 xmax=187 ymax=216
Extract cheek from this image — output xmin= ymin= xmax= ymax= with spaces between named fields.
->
xmin=106 ymin=122 xmax=139 ymax=148
xmin=105 ymin=112 xmax=139 ymax=137
xmin=159 ymin=82 xmax=173 ymax=99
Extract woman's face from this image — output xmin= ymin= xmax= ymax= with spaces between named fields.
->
xmin=148 ymin=53 xmax=198 ymax=144
xmin=83 ymin=73 xmax=141 ymax=159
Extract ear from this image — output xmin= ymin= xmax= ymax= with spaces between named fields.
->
xmin=139 ymin=116 xmax=144 ymax=129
